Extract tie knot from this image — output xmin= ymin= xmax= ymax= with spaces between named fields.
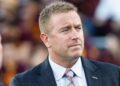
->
xmin=64 ymin=69 xmax=74 ymax=78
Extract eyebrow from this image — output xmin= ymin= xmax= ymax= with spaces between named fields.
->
xmin=73 ymin=23 xmax=82 ymax=26
xmin=62 ymin=23 xmax=82 ymax=28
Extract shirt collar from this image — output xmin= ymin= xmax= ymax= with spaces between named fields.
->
xmin=49 ymin=57 xmax=66 ymax=81
xmin=71 ymin=57 xmax=83 ymax=78
xmin=49 ymin=57 xmax=84 ymax=81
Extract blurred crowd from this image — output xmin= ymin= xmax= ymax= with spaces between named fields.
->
xmin=0 ymin=0 xmax=120 ymax=86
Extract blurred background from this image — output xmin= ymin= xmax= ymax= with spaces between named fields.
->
xmin=0 ymin=0 xmax=120 ymax=86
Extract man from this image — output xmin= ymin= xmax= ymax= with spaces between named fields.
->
xmin=0 ymin=35 xmax=2 ymax=69
xmin=10 ymin=1 xmax=120 ymax=86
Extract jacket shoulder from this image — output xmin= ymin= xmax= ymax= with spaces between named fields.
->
xmin=10 ymin=62 xmax=44 ymax=86
xmin=91 ymin=60 xmax=120 ymax=72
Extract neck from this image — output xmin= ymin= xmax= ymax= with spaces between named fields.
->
xmin=49 ymin=55 xmax=79 ymax=68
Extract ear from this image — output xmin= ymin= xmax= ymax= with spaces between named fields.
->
xmin=40 ymin=33 xmax=51 ymax=48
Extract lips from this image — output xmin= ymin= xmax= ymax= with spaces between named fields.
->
xmin=68 ymin=44 xmax=81 ymax=48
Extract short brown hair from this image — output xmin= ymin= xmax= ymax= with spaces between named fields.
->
xmin=39 ymin=1 xmax=78 ymax=34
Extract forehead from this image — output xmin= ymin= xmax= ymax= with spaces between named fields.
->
xmin=49 ymin=11 xmax=81 ymax=26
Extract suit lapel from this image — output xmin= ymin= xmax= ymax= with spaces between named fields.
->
xmin=81 ymin=57 xmax=103 ymax=86
xmin=35 ymin=58 xmax=57 ymax=86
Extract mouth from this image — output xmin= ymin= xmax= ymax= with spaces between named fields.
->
xmin=68 ymin=44 xmax=81 ymax=48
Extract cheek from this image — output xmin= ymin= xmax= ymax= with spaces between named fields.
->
xmin=80 ymin=32 xmax=84 ymax=41
xmin=81 ymin=36 xmax=84 ymax=42
xmin=49 ymin=34 xmax=68 ymax=49
xmin=55 ymin=38 xmax=67 ymax=50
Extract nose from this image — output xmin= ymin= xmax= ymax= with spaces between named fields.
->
xmin=71 ymin=29 xmax=79 ymax=40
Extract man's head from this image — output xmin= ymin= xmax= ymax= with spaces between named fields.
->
xmin=39 ymin=1 xmax=77 ymax=34
xmin=39 ymin=1 xmax=84 ymax=63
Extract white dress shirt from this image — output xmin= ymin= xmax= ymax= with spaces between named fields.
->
xmin=49 ymin=57 xmax=87 ymax=86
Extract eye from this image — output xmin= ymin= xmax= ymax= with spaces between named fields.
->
xmin=61 ymin=27 xmax=70 ymax=32
xmin=62 ymin=28 xmax=69 ymax=32
xmin=75 ymin=26 xmax=82 ymax=30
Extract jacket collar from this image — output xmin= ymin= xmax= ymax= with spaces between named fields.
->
xmin=81 ymin=57 xmax=102 ymax=86
xmin=35 ymin=58 xmax=57 ymax=86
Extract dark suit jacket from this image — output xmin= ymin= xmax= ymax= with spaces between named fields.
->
xmin=10 ymin=57 xmax=120 ymax=86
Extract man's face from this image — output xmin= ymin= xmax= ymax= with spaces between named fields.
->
xmin=41 ymin=11 xmax=84 ymax=60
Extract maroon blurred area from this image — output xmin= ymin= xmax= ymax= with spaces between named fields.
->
xmin=0 ymin=0 xmax=120 ymax=86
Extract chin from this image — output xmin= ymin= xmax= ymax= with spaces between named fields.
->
xmin=74 ymin=54 xmax=81 ymax=58
xmin=71 ymin=53 xmax=82 ymax=58
xmin=73 ymin=50 xmax=82 ymax=56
